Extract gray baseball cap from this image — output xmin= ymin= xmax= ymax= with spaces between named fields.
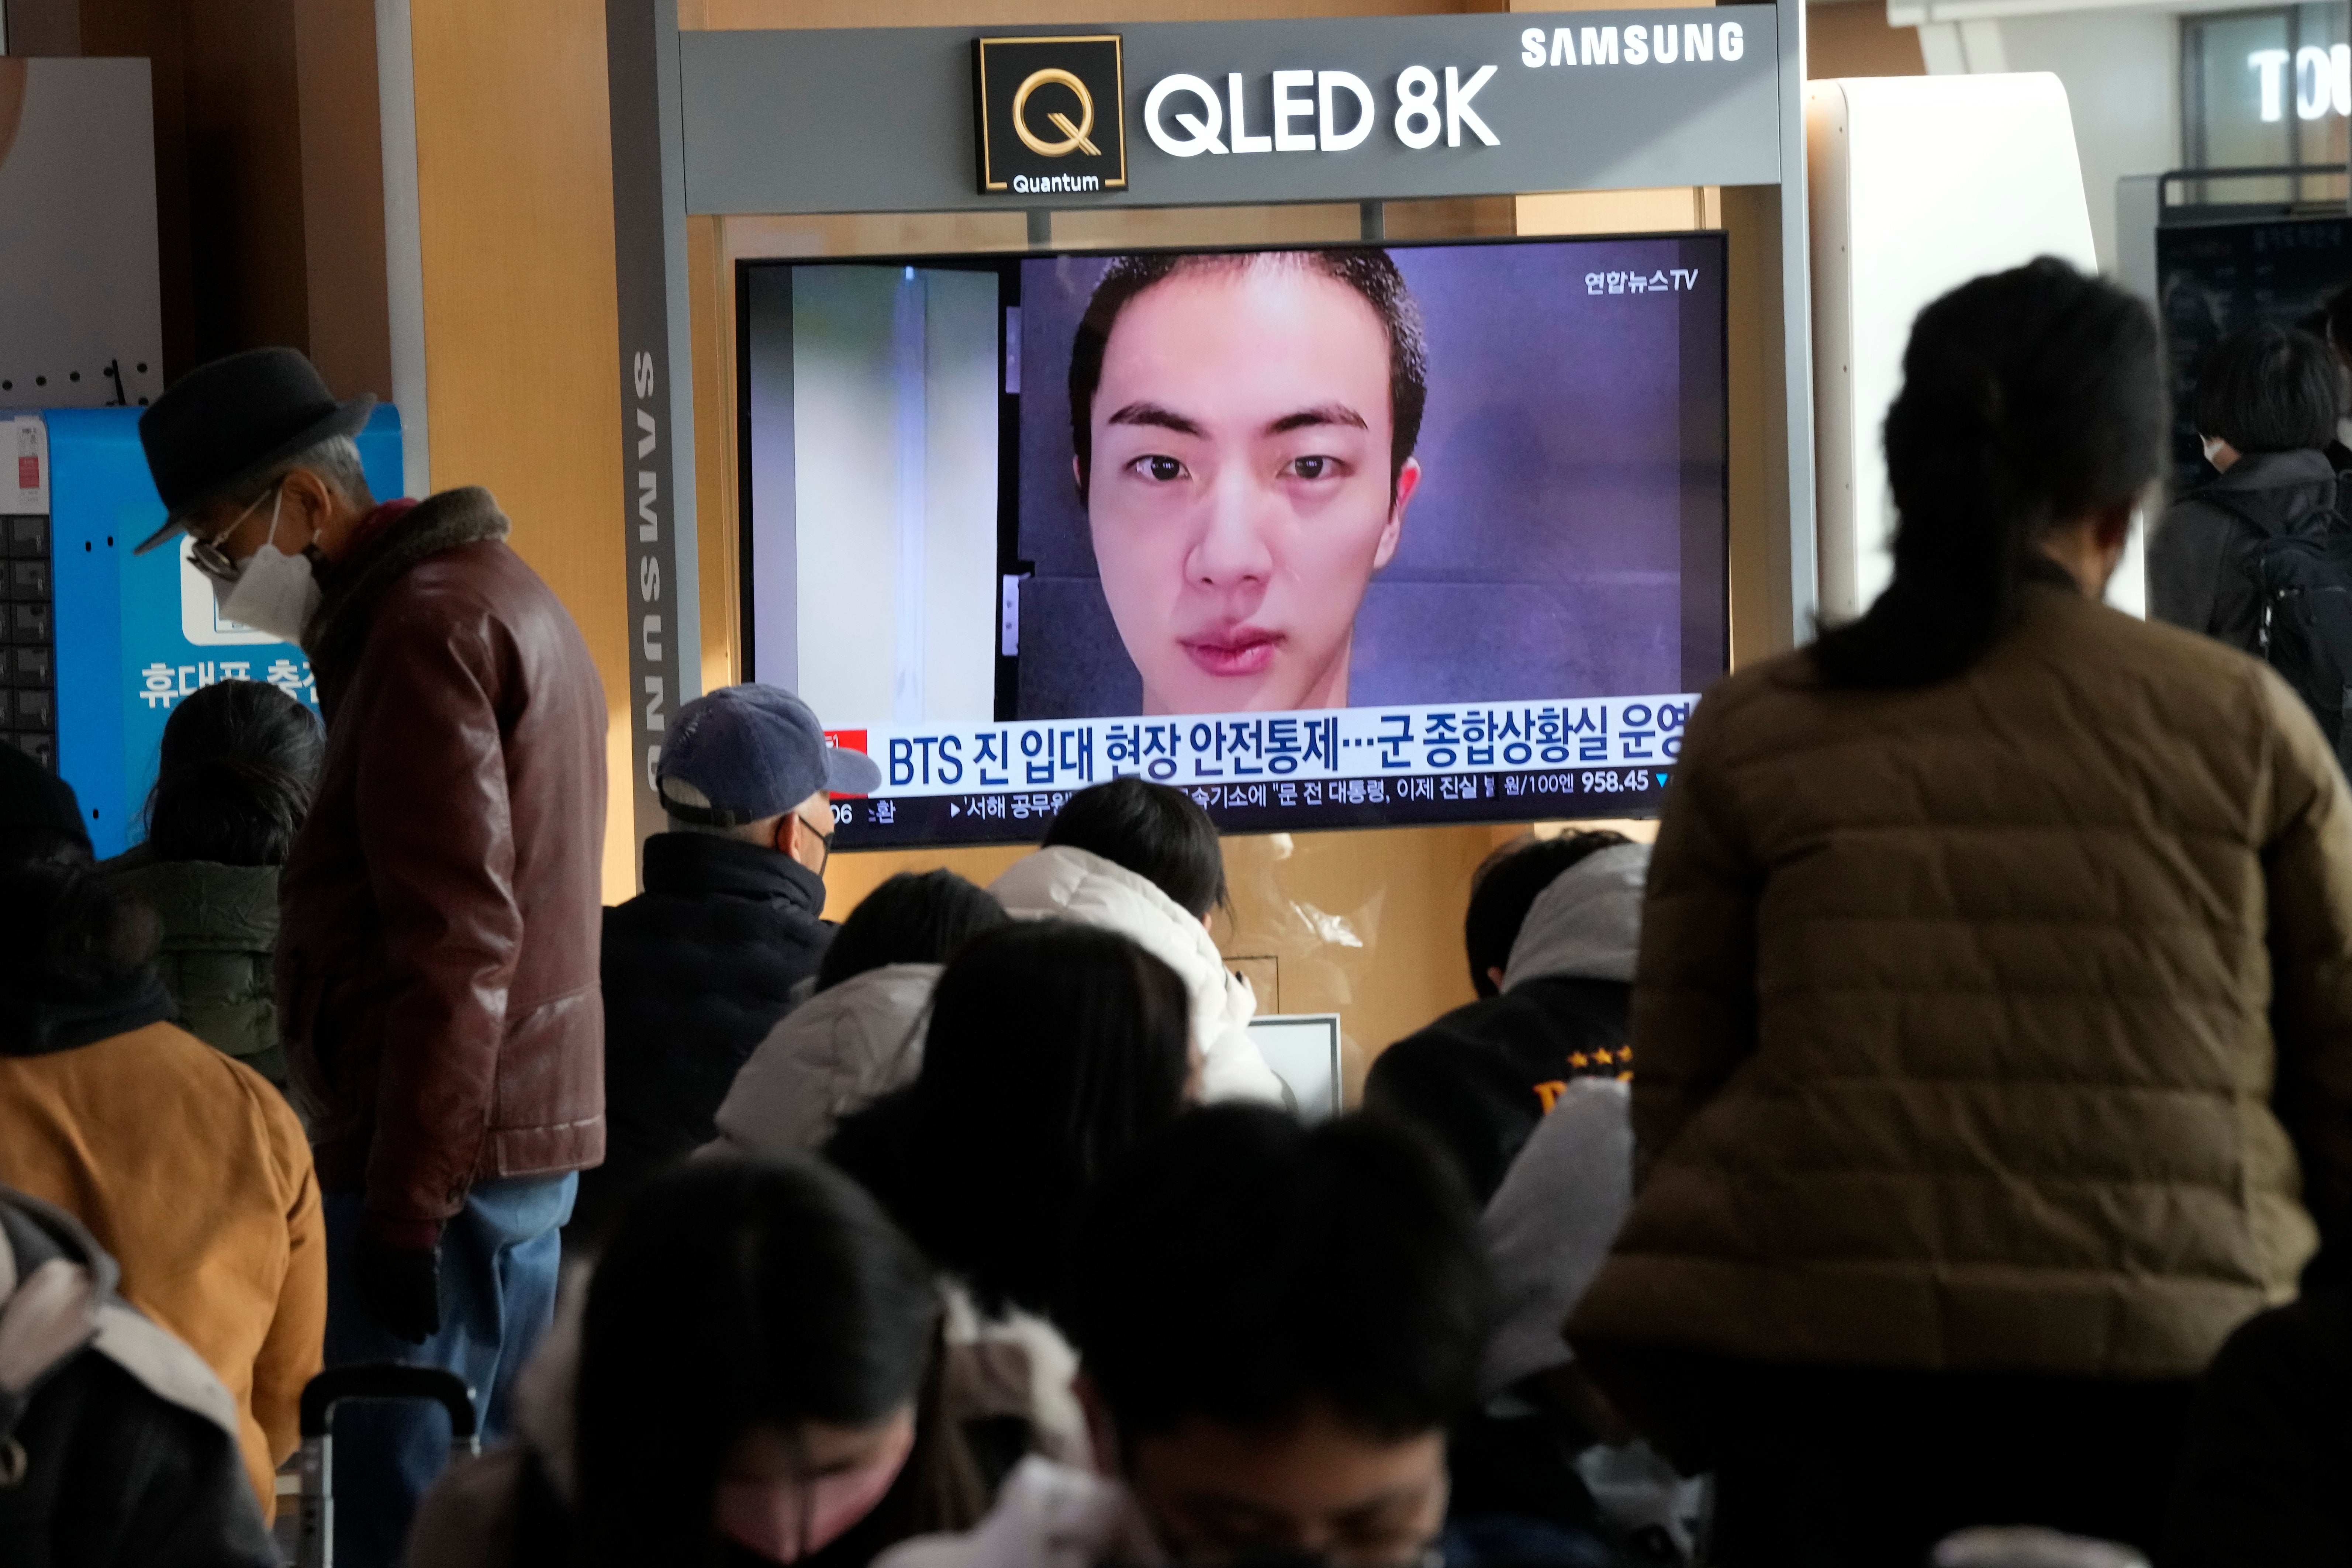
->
xmin=655 ymin=684 xmax=881 ymax=826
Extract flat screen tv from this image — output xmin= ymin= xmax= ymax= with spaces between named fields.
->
xmin=738 ymin=233 xmax=1729 ymax=848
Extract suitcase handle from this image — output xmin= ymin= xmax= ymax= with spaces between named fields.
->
xmin=299 ymin=1364 xmax=479 ymax=1439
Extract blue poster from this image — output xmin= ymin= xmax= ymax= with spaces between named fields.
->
xmin=47 ymin=407 xmax=403 ymax=857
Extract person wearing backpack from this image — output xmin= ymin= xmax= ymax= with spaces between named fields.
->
xmin=2150 ymin=324 xmax=2345 ymax=660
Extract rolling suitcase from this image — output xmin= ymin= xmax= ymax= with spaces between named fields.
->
xmin=295 ymin=1364 xmax=480 ymax=1568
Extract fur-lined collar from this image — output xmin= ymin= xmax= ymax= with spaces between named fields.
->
xmin=303 ymin=486 xmax=511 ymax=701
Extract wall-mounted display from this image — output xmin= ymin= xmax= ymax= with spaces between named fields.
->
xmin=740 ymin=233 xmax=1727 ymax=846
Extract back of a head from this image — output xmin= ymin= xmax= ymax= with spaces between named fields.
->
xmin=1462 ymin=830 xmax=1631 ymax=998
xmin=577 ymin=1156 xmax=939 ymax=1568
xmin=2325 ymin=284 xmax=2352 ymax=363
xmin=0 ymin=743 xmax=92 ymax=872
xmin=0 ymin=859 xmax=163 ymax=1020
xmin=146 ymin=679 xmax=324 ymax=866
xmin=1042 ymin=777 xmax=1226 ymax=918
xmin=1070 ymin=1105 xmax=1490 ymax=1445
xmin=841 ymin=920 xmax=1191 ymax=1315
xmin=2190 ymin=325 xmax=2341 ymax=457
xmin=816 ymin=870 xmax=1008 ymax=992
xmin=1812 ymin=257 xmax=2164 ymax=691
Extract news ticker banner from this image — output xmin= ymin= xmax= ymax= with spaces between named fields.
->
xmin=825 ymin=691 xmax=1692 ymax=846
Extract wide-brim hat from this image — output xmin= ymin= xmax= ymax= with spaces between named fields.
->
xmin=133 ymin=346 xmax=375 ymax=555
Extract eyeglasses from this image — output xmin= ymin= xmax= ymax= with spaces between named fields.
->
xmin=188 ymin=535 xmax=240 ymax=585
xmin=184 ymin=480 xmax=286 ymax=585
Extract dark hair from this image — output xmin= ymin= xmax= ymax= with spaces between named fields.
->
xmin=576 ymin=1156 xmax=963 ymax=1568
xmin=1812 ymin=258 xmax=2164 ymax=691
xmin=826 ymin=921 xmax=1192 ymax=1318
xmin=1069 ymin=1105 xmax=1490 ymax=1444
xmin=0 ymin=742 xmax=92 ymax=871
xmin=144 ymin=680 xmax=323 ymax=866
xmin=1462 ymin=830 xmax=1631 ymax=999
xmin=1042 ymin=777 xmax=1226 ymax=918
xmin=2324 ymin=284 xmax=2352 ymax=358
xmin=818 ymin=871 xmax=1008 ymax=993
xmin=0 ymin=826 xmax=90 ymax=873
xmin=2190 ymin=325 xmax=2342 ymax=456
xmin=1068 ymin=249 xmax=1428 ymax=505
xmin=0 ymin=860 xmax=163 ymax=1005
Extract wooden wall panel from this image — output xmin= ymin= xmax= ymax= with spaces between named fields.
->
xmin=293 ymin=0 xmax=393 ymax=401
xmin=689 ymin=213 xmax=738 ymax=692
xmin=407 ymin=0 xmax=635 ymax=898
xmin=1808 ymin=0 xmax=1926 ymax=80
xmin=181 ymin=0 xmax=311 ymax=362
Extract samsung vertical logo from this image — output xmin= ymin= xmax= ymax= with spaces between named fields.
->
xmin=632 ymin=350 xmax=666 ymax=786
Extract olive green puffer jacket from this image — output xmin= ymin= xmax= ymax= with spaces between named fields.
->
xmin=99 ymin=847 xmax=290 ymax=1092
xmin=1571 ymin=582 xmax=2352 ymax=1390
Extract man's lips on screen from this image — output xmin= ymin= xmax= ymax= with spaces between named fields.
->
xmin=1181 ymin=625 xmax=1283 ymax=678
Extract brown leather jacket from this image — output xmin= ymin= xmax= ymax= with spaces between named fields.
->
xmin=278 ymin=488 xmax=607 ymax=1241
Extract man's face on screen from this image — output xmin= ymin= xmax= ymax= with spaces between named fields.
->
xmin=1085 ymin=261 xmax=1422 ymax=715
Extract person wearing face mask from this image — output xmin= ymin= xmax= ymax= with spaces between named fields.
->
xmin=2150 ymin=324 xmax=2348 ymax=660
xmin=134 ymin=347 xmax=610 ymax=1568
xmin=406 ymin=1155 xmax=985 ymax=1568
xmin=567 ymin=684 xmax=881 ymax=1248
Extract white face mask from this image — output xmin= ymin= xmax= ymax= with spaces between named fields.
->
xmin=212 ymin=486 xmax=323 ymax=642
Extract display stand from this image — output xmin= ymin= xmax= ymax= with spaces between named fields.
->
xmin=600 ymin=0 xmax=1815 ymax=850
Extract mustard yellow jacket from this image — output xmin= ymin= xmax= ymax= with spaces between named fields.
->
xmin=0 ymin=1020 xmax=325 ymax=1519
xmin=1571 ymin=585 xmax=2352 ymax=1382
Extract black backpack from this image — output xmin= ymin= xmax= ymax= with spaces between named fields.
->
xmin=2215 ymin=483 xmax=2352 ymax=751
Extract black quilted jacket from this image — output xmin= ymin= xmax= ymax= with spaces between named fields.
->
xmin=569 ymin=833 xmax=832 ymax=1243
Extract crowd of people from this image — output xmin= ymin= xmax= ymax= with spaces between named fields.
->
xmin=4 ymin=256 xmax=2352 ymax=1568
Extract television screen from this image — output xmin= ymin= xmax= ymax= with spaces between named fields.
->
xmin=739 ymin=234 xmax=1728 ymax=848
xmin=2156 ymin=216 xmax=2352 ymax=491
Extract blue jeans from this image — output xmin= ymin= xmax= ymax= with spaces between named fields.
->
xmin=322 ymin=1174 xmax=576 ymax=1568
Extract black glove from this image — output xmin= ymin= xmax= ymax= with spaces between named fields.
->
xmin=356 ymin=1227 xmax=442 ymax=1345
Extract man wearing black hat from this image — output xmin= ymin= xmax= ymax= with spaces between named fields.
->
xmin=136 ymin=348 xmax=609 ymax=1568
xmin=569 ymin=683 xmax=880 ymax=1244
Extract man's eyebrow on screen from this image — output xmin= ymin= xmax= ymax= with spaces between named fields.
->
xmin=1103 ymin=401 xmax=1370 ymax=438
xmin=1265 ymin=403 xmax=1368 ymax=436
xmin=1106 ymin=401 xmax=1205 ymax=437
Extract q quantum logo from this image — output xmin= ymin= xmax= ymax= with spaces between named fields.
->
xmin=973 ymin=35 xmax=1128 ymax=197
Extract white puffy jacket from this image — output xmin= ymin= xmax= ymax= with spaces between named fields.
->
xmin=875 ymin=1457 xmax=1162 ymax=1568
xmin=710 ymin=963 xmax=942 ymax=1158
xmin=988 ymin=847 xmax=1285 ymax=1105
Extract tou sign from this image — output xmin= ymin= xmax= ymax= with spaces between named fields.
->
xmin=2248 ymin=44 xmax=2352 ymax=121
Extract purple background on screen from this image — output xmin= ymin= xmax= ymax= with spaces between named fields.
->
xmin=1015 ymin=237 xmax=1727 ymax=718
